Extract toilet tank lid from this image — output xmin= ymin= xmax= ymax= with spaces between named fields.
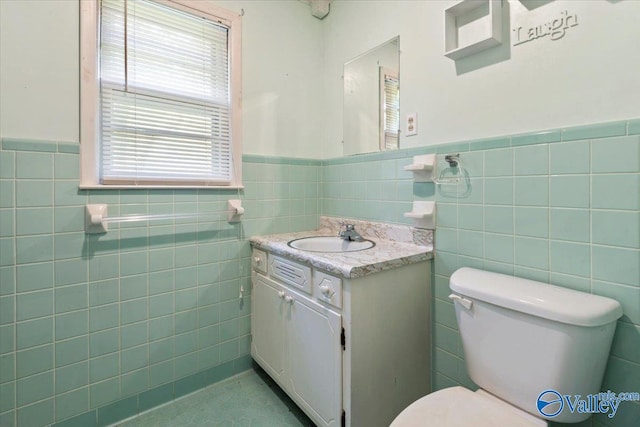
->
xmin=449 ymin=268 xmax=623 ymax=327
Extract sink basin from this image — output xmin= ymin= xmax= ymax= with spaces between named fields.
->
xmin=288 ymin=236 xmax=375 ymax=253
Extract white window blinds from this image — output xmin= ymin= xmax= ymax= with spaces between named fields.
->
xmin=100 ymin=0 xmax=232 ymax=184
xmin=382 ymin=72 xmax=399 ymax=151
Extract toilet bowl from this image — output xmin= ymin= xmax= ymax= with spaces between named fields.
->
xmin=390 ymin=387 xmax=546 ymax=427
xmin=391 ymin=268 xmax=623 ymax=426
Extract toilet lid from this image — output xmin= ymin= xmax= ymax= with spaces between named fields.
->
xmin=391 ymin=387 xmax=545 ymax=427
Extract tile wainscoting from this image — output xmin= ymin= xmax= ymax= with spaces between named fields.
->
xmin=0 ymin=143 xmax=320 ymax=427
xmin=321 ymin=119 xmax=639 ymax=427
xmin=1 ymin=117 xmax=638 ymax=426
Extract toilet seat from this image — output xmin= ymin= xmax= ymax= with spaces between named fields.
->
xmin=390 ymin=386 xmax=546 ymax=427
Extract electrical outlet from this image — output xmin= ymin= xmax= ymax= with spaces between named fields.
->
xmin=406 ymin=113 xmax=417 ymax=136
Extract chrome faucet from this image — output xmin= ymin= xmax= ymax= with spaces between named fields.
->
xmin=338 ymin=223 xmax=363 ymax=241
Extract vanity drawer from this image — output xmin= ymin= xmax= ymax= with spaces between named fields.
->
xmin=252 ymin=249 xmax=268 ymax=274
xmin=313 ymin=270 xmax=342 ymax=309
xmin=268 ymin=255 xmax=312 ymax=294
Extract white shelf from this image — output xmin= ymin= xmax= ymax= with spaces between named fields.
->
xmin=403 ymin=154 xmax=435 ymax=182
xmin=404 ymin=201 xmax=436 ymax=229
xmin=444 ymin=0 xmax=502 ymax=60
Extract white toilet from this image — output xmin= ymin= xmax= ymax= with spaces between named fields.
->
xmin=391 ymin=267 xmax=623 ymax=426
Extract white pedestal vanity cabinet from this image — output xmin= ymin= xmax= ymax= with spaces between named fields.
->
xmin=250 ymin=241 xmax=431 ymax=427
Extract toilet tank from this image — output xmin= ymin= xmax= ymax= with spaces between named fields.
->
xmin=449 ymin=268 xmax=623 ymax=423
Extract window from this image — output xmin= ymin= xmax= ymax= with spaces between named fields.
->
xmin=80 ymin=0 xmax=242 ymax=188
xmin=380 ymin=67 xmax=399 ymax=151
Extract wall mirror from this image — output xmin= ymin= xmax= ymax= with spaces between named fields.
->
xmin=343 ymin=36 xmax=400 ymax=156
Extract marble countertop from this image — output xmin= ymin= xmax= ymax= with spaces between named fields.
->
xmin=250 ymin=225 xmax=433 ymax=280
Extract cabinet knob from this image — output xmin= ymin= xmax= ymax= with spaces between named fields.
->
xmin=278 ymin=291 xmax=285 ymax=299
xmin=284 ymin=295 xmax=294 ymax=304
xmin=319 ymin=284 xmax=334 ymax=297
xmin=253 ymin=257 xmax=262 ymax=264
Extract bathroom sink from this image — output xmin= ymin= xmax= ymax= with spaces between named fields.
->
xmin=287 ymin=236 xmax=375 ymax=253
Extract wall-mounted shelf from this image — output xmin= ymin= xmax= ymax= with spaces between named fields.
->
xmin=404 ymin=201 xmax=436 ymax=229
xmin=444 ymin=0 xmax=502 ymax=60
xmin=404 ymin=154 xmax=436 ymax=182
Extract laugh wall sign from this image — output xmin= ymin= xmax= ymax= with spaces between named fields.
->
xmin=512 ymin=10 xmax=578 ymax=46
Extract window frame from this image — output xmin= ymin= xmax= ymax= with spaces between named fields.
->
xmin=80 ymin=0 xmax=243 ymax=189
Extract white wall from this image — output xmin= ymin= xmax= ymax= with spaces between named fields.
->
xmin=3 ymin=1 xmax=640 ymax=160
xmin=0 ymin=0 xmax=324 ymax=158
xmin=0 ymin=0 xmax=80 ymax=143
xmin=322 ymin=0 xmax=640 ymax=158
xmin=215 ymin=0 xmax=324 ymax=158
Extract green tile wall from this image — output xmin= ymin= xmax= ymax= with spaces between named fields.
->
xmin=321 ymin=120 xmax=640 ymax=427
xmin=0 ymin=142 xmax=320 ymax=427
xmin=1 ymin=119 xmax=638 ymax=427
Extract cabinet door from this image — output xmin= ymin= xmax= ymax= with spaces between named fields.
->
xmin=251 ymin=273 xmax=287 ymax=383
xmin=287 ymin=287 xmax=342 ymax=427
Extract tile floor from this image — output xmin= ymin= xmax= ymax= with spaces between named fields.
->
xmin=117 ymin=367 xmax=315 ymax=427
